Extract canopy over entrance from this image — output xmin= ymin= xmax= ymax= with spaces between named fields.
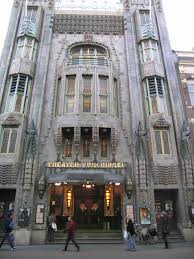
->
xmin=47 ymin=169 xmax=124 ymax=185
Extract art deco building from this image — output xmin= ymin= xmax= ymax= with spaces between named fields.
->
xmin=0 ymin=0 xmax=193 ymax=244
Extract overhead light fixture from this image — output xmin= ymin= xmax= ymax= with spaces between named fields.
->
xmin=82 ymin=181 xmax=95 ymax=189
xmin=115 ymin=182 xmax=120 ymax=186
xmin=55 ymin=182 xmax=61 ymax=186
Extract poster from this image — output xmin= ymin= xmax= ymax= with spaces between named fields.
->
xmin=139 ymin=207 xmax=151 ymax=225
xmin=35 ymin=204 xmax=45 ymax=224
xmin=18 ymin=208 xmax=30 ymax=226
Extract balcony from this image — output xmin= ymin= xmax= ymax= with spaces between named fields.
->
xmin=67 ymin=57 xmax=108 ymax=66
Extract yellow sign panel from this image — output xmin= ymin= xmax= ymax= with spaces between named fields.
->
xmin=47 ymin=161 xmax=126 ymax=169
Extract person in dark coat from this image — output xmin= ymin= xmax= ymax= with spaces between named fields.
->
xmin=126 ymin=218 xmax=136 ymax=251
xmin=161 ymin=211 xmax=169 ymax=249
xmin=0 ymin=213 xmax=16 ymax=250
xmin=62 ymin=216 xmax=80 ymax=252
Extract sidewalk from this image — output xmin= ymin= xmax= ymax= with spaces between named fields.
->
xmin=0 ymin=241 xmax=194 ymax=259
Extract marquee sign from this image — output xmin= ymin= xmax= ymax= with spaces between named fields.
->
xmin=47 ymin=161 xmax=126 ymax=169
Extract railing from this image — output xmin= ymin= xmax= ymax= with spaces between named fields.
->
xmin=67 ymin=57 xmax=108 ymax=66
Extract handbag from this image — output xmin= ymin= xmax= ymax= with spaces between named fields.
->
xmin=51 ymin=222 xmax=57 ymax=231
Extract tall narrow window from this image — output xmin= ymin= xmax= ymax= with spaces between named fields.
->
xmin=81 ymin=128 xmax=92 ymax=158
xmin=63 ymin=128 xmax=74 ymax=157
xmin=15 ymin=37 xmax=37 ymax=61
xmin=154 ymin=128 xmax=171 ymax=155
xmin=113 ymin=79 xmax=119 ymax=117
xmin=6 ymin=74 xmax=31 ymax=114
xmin=0 ymin=128 xmax=17 ymax=154
xmin=188 ymin=84 xmax=194 ymax=106
xmin=65 ymin=75 xmax=75 ymax=113
xmin=83 ymin=75 xmax=92 ymax=112
xmin=144 ymin=77 xmax=166 ymax=115
xmin=99 ymin=76 xmax=108 ymax=113
xmin=140 ymin=40 xmax=160 ymax=63
xmin=140 ymin=10 xmax=150 ymax=26
xmin=99 ymin=128 xmax=110 ymax=158
xmin=27 ymin=7 xmax=38 ymax=23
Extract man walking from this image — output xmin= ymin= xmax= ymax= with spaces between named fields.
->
xmin=161 ymin=211 xmax=169 ymax=249
xmin=62 ymin=216 xmax=80 ymax=252
xmin=0 ymin=213 xmax=16 ymax=251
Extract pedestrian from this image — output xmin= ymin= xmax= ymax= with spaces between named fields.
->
xmin=0 ymin=212 xmax=16 ymax=251
xmin=126 ymin=218 xmax=136 ymax=251
xmin=161 ymin=211 xmax=169 ymax=249
xmin=47 ymin=214 xmax=57 ymax=242
xmin=62 ymin=216 xmax=80 ymax=252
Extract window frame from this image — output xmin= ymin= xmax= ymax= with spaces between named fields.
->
xmin=144 ymin=77 xmax=166 ymax=115
xmin=140 ymin=39 xmax=160 ymax=63
xmin=82 ymin=75 xmax=92 ymax=113
xmin=188 ymin=83 xmax=194 ymax=106
xmin=0 ymin=127 xmax=17 ymax=154
xmin=6 ymin=74 xmax=31 ymax=114
xmin=154 ymin=128 xmax=171 ymax=155
xmin=15 ymin=36 xmax=37 ymax=61
xmin=65 ymin=75 xmax=76 ymax=113
xmin=99 ymin=75 xmax=109 ymax=114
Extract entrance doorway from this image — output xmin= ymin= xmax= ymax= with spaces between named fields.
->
xmin=154 ymin=189 xmax=178 ymax=229
xmin=74 ymin=185 xmax=104 ymax=229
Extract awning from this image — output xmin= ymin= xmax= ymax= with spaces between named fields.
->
xmin=47 ymin=169 xmax=124 ymax=184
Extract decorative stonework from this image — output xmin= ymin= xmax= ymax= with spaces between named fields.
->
xmin=54 ymin=127 xmax=62 ymax=160
xmin=0 ymin=164 xmax=19 ymax=184
xmin=152 ymin=116 xmax=171 ymax=128
xmin=155 ymin=0 xmax=163 ymax=12
xmin=74 ymin=127 xmax=80 ymax=161
xmin=2 ymin=116 xmax=20 ymax=126
xmin=92 ymin=127 xmax=99 ymax=162
xmin=84 ymin=32 xmax=93 ymax=42
xmin=111 ymin=128 xmax=118 ymax=162
xmin=53 ymin=14 xmax=124 ymax=35
xmin=152 ymin=165 xmax=178 ymax=185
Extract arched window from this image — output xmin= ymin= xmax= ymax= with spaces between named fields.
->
xmin=68 ymin=45 xmax=107 ymax=66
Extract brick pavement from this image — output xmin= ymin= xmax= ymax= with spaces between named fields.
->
xmin=0 ymin=242 xmax=194 ymax=259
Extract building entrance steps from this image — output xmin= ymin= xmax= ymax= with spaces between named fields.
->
xmin=47 ymin=229 xmax=123 ymax=244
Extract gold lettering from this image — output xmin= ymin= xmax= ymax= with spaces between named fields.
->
xmin=47 ymin=162 xmax=52 ymax=167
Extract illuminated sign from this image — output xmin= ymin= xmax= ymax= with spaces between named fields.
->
xmin=47 ymin=161 xmax=126 ymax=169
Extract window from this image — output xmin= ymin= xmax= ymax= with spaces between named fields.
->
xmin=99 ymin=76 xmax=108 ymax=113
xmin=27 ymin=7 xmax=38 ymax=23
xmin=6 ymin=74 xmax=31 ymax=114
xmin=81 ymin=128 xmax=92 ymax=158
xmin=113 ymin=79 xmax=119 ymax=117
xmin=15 ymin=37 xmax=37 ymax=61
xmin=140 ymin=10 xmax=150 ymax=26
xmin=144 ymin=77 xmax=166 ymax=115
xmin=99 ymin=128 xmax=110 ymax=158
xmin=83 ymin=75 xmax=92 ymax=112
xmin=63 ymin=128 xmax=74 ymax=157
xmin=0 ymin=128 xmax=17 ymax=154
xmin=154 ymin=128 xmax=171 ymax=154
xmin=140 ymin=40 xmax=160 ymax=63
xmin=65 ymin=75 xmax=75 ymax=113
xmin=188 ymin=84 xmax=194 ymax=106
xmin=69 ymin=45 xmax=107 ymax=66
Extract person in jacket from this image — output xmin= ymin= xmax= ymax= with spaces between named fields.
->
xmin=127 ymin=218 xmax=136 ymax=251
xmin=62 ymin=216 xmax=80 ymax=252
xmin=161 ymin=211 xmax=169 ymax=249
xmin=0 ymin=213 xmax=16 ymax=251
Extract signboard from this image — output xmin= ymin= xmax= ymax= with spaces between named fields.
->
xmin=47 ymin=161 xmax=126 ymax=169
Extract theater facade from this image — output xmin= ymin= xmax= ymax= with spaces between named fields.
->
xmin=0 ymin=0 xmax=194 ymax=244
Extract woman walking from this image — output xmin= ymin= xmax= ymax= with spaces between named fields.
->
xmin=127 ymin=218 xmax=136 ymax=251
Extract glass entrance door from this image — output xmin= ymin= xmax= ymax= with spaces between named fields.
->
xmin=74 ymin=185 xmax=104 ymax=229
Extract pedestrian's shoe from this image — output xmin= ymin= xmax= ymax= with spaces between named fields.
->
xmin=10 ymin=247 xmax=16 ymax=251
xmin=76 ymin=248 xmax=80 ymax=252
xmin=62 ymin=248 xmax=67 ymax=251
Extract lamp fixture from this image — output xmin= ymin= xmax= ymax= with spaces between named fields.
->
xmin=82 ymin=180 xmax=95 ymax=189
xmin=105 ymin=189 xmax=111 ymax=209
xmin=55 ymin=182 xmax=61 ymax=186
xmin=67 ymin=189 xmax=72 ymax=208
